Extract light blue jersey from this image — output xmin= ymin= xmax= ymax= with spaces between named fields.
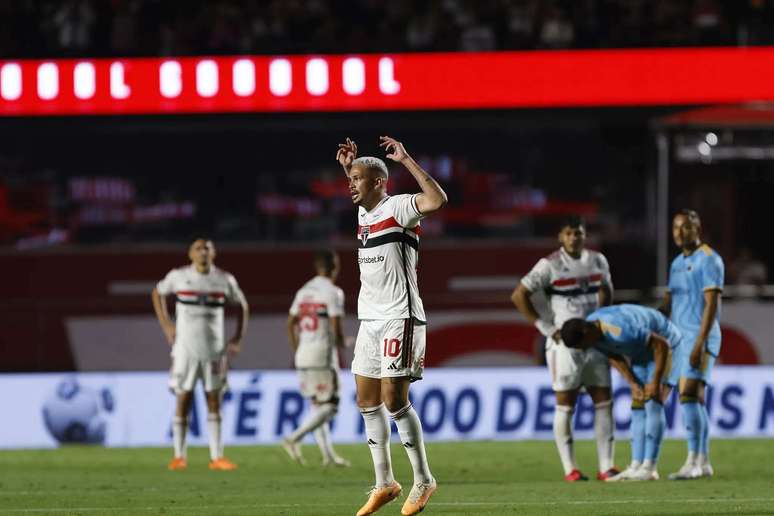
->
xmin=586 ymin=304 xmax=683 ymax=368
xmin=668 ymin=244 xmax=724 ymax=356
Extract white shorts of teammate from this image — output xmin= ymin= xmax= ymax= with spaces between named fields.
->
xmin=298 ymin=368 xmax=340 ymax=404
xmin=546 ymin=339 xmax=610 ymax=391
xmin=168 ymin=350 xmax=229 ymax=394
xmin=351 ymin=319 xmax=426 ymax=380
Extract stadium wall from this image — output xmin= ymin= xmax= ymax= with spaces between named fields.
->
xmin=2 ymin=367 xmax=773 ymax=449
xmin=1 ymin=247 xmax=770 ymax=370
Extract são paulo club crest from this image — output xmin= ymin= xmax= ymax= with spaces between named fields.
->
xmin=360 ymin=225 xmax=370 ymax=245
xmin=578 ymin=276 xmax=591 ymax=292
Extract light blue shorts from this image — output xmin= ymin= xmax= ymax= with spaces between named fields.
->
xmin=676 ymin=333 xmax=720 ymax=385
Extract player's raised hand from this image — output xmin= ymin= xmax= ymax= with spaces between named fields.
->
xmin=336 ymin=137 xmax=357 ymax=168
xmin=379 ymin=136 xmax=408 ymax=162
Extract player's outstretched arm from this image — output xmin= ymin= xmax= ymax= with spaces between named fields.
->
xmin=336 ymin=137 xmax=357 ymax=177
xmin=646 ymin=335 xmax=670 ymax=399
xmin=512 ymin=283 xmax=560 ymax=341
xmin=690 ymin=289 xmax=720 ymax=368
xmin=151 ymin=288 xmax=175 ymax=345
xmin=330 ymin=315 xmax=345 ymax=349
xmin=228 ymin=297 xmax=249 ymax=356
xmin=608 ymin=353 xmax=643 ymax=400
xmin=379 ymin=136 xmax=448 ymax=215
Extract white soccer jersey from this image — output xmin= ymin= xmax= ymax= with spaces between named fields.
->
xmin=289 ymin=276 xmax=345 ymax=369
xmin=521 ymin=248 xmax=613 ymax=326
xmin=156 ymin=265 xmax=246 ymax=360
xmin=356 ymin=194 xmax=426 ymax=322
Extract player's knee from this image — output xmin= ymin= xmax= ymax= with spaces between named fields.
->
xmin=382 ymin=394 xmax=406 ymax=413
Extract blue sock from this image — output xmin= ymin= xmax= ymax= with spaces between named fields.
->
xmin=630 ymin=407 xmax=646 ymax=464
xmin=644 ymin=400 xmax=666 ymax=463
xmin=699 ymin=403 xmax=710 ymax=459
xmin=681 ymin=399 xmax=704 ymax=455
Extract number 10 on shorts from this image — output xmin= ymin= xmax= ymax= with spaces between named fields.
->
xmin=383 ymin=338 xmax=400 ymax=357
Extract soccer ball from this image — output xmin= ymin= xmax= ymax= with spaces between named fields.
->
xmin=42 ymin=378 xmax=114 ymax=444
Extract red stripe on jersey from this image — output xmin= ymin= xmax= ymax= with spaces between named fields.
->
xmin=357 ymin=217 xmax=419 ymax=236
xmin=176 ymin=291 xmax=225 ymax=298
xmin=551 ymin=274 xmax=603 ymax=287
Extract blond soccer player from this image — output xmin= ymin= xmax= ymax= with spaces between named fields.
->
xmin=152 ymin=238 xmax=249 ymax=471
xmin=337 ymin=136 xmax=447 ymax=516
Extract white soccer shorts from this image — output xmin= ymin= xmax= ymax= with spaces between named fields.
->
xmin=351 ymin=319 xmax=426 ymax=381
xmin=298 ymin=368 xmax=340 ymax=403
xmin=168 ymin=350 xmax=228 ymax=394
xmin=545 ymin=339 xmax=611 ymax=392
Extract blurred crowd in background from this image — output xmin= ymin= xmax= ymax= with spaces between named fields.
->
xmin=1 ymin=0 xmax=773 ymax=288
xmin=1 ymin=0 xmax=774 ymax=58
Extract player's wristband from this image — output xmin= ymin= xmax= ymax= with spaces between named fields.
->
xmin=534 ymin=320 xmax=558 ymax=338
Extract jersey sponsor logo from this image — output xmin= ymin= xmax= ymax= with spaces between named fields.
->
xmin=358 ymin=255 xmax=385 ymax=264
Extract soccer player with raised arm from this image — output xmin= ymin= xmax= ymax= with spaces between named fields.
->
xmin=281 ymin=249 xmax=350 ymax=468
xmin=336 ymin=136 xmax=447 ymax=516
xmin=660 ymin=209 xmax=724 ymax=480
xmin=511 ymin=217 xmax=618 ymax=481
xmin=561 ymin=304 xmax=683 ymax=481
xmin=151 ymin=238 xmax=249 ymax=471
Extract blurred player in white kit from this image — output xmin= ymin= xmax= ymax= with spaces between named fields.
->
xmin=512 ymin=216 xmax=618 ymax=481
xmin=282 ymin=249 xmax=350 ymax=467
xmin=152 ymin=238 xmax=249 ymax=471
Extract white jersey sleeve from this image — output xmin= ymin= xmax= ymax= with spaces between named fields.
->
xmin=392 ymin=193 xmax=424 ymax=228
xmin=156 ymin=269 xmax=177 ymax=295
xmin=225 ymin=273 xmax=247 ymax=305
xmin=289 ymin=291 xmax=301 ymax=316
xmin=597 ymin=252 xmax=614 ymax=292
xmin=520 ymin=258 xmax=551 ymax=293
xmin=329 ymin=287 xmax=345 ymax=318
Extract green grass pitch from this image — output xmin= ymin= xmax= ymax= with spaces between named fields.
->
xmin=1 ymin=439 xmax=773 ymax=515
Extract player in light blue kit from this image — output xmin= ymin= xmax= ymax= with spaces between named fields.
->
xmin=561 ymin=304 xmax=684 ymax=481
xmin=660 ymin=209 xmax=724 ymax=480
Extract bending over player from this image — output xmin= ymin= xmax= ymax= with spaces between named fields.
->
xmin=282 ymin=249 xmax=350 ymax=468
xmin=561 ymin=304 xmax=683 ymax=481
xmin=152 ymin=238 xmax=249 ymax=471
xmin=337 ymin=136 xmax=447 ymax=515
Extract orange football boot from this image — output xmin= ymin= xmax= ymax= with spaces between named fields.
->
xmin=208 ymin=457 xmax=238 ymax=471
xmin=356 ymin=481 xmax=402 ymax=516
xmin=167 ymin=457 xmax=187 ymax=471
xmin=401 ymin=479 xmax=437 ymax=516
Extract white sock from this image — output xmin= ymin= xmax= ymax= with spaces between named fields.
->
xmin=697 ymin=453 xmax=708 ymax=466
xmin=390 ymin=404 xmax=433 ymax=485
xmin=686 ymin=450 xmax=698 ymax=465
xmin=173 ymin=416 xmax=187 ymax=459
xmin=360 ymin=403 xmax=395 ymax=487
xmin=594 ymin=400 xmax=615 ymax=472
xmin=207 ymin=413 xmax=222 ymax=461
xmin=314 ymin=422 xmax=336 ymax=461
xmin=554 ymin=405 xmax=577 ymax=475
xmin=290 ymin=403 xmax=336 ymax=443
xmin=642 ymin=458 xmax=656 ymax=470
